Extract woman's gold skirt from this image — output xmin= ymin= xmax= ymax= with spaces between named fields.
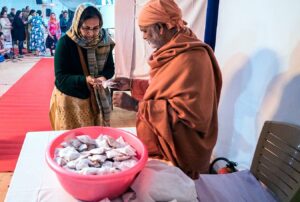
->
xmin=49 ymin=87 xmax=100 ymax=130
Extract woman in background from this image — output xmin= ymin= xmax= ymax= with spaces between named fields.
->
xmin=28 ymin=10 xmax=46 ymax=56
xmin=26 ymin=9 xmax=36 ymax=53
xmin=46 ymin=12 xmax=60 ymax=56
xmin=12 ymin=10 xmax=26 ymax=57
xmin=0 ymin=10 xmax=12 ymax=43
xmin=60 ymin=10 xmax=70 ymax=36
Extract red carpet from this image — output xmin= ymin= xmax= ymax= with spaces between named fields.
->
xmin=0 ymin=58 xmax=54 ymax=171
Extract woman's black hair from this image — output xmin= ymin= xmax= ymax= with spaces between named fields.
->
xmin=0 ymin=10 xmax=7 ymax=17
xmin=29 ymin=9 xmax=36 ymax=16
xmin=1 ymin=6 xmax=7 ymax=13
xmin=78 ymin=6 xmax=103 ymax=29
xmin=0 ymin=32 xmax=3 ymax=37
xmin=37 ymin=10 xmax=42 ymax=16
xmin=15 ymin=10 xmax=21 ymax=18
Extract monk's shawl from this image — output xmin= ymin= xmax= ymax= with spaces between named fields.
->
xmin=136 ymin=28 xmax=222 ymax=179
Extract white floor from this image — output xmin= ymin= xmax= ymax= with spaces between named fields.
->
xmin=0 ymin=57 xmax=41 ymax=96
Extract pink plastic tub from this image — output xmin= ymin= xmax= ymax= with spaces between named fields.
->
xmin=45 ymin=127 xmax=148 ymax=201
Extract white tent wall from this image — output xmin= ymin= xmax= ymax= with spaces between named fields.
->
xmin=215 ymin=0 xmax=300 ymax=169
xmin=115 ymin=0 xmax=207 ymax=78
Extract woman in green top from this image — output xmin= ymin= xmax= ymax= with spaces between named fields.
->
xmin=50 ymin=3 xmax=115 ymax=130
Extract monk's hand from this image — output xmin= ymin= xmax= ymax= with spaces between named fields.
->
xmin=113 ymin=92 xmax=138 ymax=111
xmin=110 ymin=77 xmax=131 ymax=91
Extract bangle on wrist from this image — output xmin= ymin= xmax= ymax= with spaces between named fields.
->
xmin=129 ymin=79 xmax=133 ymax=90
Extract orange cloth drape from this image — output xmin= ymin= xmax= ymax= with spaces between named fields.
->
xmin=135 ymin=28 xmax=222 ymax=179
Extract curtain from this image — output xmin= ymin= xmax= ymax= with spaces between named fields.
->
xmin=115 ymin=0 xmax=208 ymax=78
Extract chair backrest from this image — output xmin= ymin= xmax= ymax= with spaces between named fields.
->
xmin=250 ymin=121 xmax=300 ymax=202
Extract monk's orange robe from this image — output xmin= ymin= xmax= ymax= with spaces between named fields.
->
xmin=132 ymin=28 xmax=222 ymax=179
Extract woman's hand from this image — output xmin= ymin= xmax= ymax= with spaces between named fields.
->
xmin=110 ymin=77 xmax=131 ymax=91
xmin=96 ymin=76 xmax=107 ymax=82
xmin=113 ymin=92 xmax=138 ymax=111
xmin=86 ymin=76 xmax=107 ymax=89
xmin=93 ymin=76 xmax=106 ymax=89
xmin=86 ymin=75 xmax=96 ymax=86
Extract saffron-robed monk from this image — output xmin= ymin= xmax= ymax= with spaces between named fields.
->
xmin=111 ymin=0 xmax=222 ymax=179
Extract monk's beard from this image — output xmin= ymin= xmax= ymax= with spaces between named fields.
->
xmin=147 ymin=38 xmax=165 ymax=49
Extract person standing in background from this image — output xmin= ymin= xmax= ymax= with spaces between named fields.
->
xmin=1 ymin=6 xmax=8 ymax=15
xmin=25 ymin=6 xmax=30 ymax=15
xmin=7 ymin=8 xmax=16 ymax=48
xmin=59 ymin=10 xmax=64 ymax=21
xmin=67 ymin=10 xmax=74 ymax=29
xmin=7 ymin=8 xmax=16 ymax=24
xmin=21 ymin=8 xmax=29 ymax=52
xmin=12 ymin=10 xmax=26 ymax=57
xmin=0 ymin=10 xmax=13 ymax=43
xmin=46 ymin=13 xmax=61 ymax=56
xmin=60 ymin=11 xmax=70 ymax=36
xmin=22 ymin=7 xmax=29 ymax=22
xmin=28 ymin=10 xmax=46 ymax=56
xmin=27 ymin=9 xmax=35 ymax=53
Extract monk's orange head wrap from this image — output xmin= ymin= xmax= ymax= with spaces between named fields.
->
xmin=138 ymin=0 xmax=187 ymax=30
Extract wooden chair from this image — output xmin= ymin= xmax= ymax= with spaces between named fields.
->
xmin=195 ymin=121 xmax=300 ymax=202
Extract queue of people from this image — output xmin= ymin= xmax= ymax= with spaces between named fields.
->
xmin=0 ymin=5 xmax=71 ymax=60
xmin=49 ymin=0 xmax=223 ymax=180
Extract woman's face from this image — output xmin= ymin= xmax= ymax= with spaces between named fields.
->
xmin=51 ymin=13 xmax=56 ymax=19
xmin=3 ymin=12 xmax=7 ymax=18
xmin=80 ymin=17 xmax=101 ymax=41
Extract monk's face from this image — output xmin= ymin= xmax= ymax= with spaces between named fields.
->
xmin=140 ymin=24 xmax=166 ymax=49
